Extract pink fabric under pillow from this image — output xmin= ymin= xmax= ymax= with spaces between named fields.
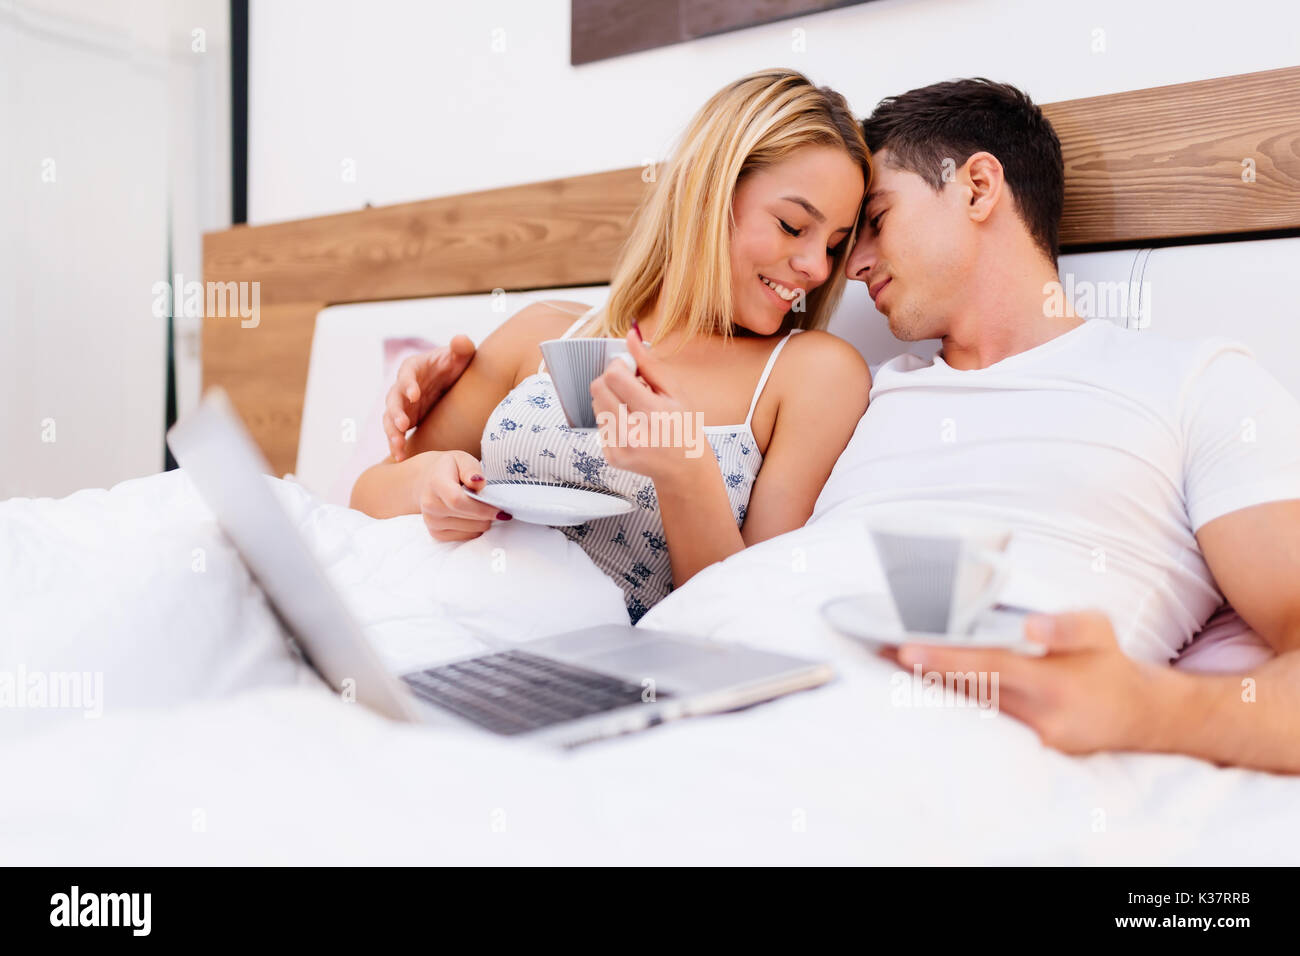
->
xmin=328 ymin=337 xmax=441 ymax=506
xmin=1172 ymin=603 xmax=1276 ymax=673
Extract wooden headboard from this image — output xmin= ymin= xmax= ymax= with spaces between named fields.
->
xmin=203 ymin=65 xmax=1300 ymax=476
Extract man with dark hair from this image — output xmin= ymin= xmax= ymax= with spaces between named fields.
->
xmin=862 ymin=78 xmax=1064 ymax=266
xmin=826 ymin=77 xmax=1300 ymax=773
xmin=380 ymin=78 xmax=1300 ymax=774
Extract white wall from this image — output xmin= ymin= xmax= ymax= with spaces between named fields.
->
xmin=1 ymin=0 xmax=229 ymax=499
xmin=249 ymin=0 xmax=1300 ymax=225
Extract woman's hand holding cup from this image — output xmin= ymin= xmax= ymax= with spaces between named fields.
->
xmin=590 ymin=326 xmax=700 ymax=483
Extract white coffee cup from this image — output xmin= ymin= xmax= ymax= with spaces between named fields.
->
xmin=540 ymin=337 xmax=637 ymax=429
xmin=867 ymin=514 xmax=1011 ymax=636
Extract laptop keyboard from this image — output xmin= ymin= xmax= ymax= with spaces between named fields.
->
xmin=402 ymin=649 xmax=666 ymax=736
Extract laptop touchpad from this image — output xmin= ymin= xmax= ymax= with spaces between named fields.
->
xmin=581 ymin=640 xmax=744 ymax=690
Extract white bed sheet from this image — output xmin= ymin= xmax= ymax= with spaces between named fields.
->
xmin=2 ymin=472 xmax=1296 ymax=865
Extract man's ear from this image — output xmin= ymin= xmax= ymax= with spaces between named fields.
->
xmin=961 ymin=151 xmax=1005 ymax=224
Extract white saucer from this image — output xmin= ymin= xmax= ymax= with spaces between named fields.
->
xmin=465 ymin=481 xmax=635 ymax=526
xmin=819 ymin=593 xmax=1046 ymax=656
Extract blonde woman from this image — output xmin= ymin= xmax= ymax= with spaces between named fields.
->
xmin=352 ymin=69 xmax=872 ymax=622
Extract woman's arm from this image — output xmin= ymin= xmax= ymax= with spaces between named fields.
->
xmin=739 ymin=331 xmax=871 ymax=546
xmin=350 ymin=303 xmax=575 ymax=518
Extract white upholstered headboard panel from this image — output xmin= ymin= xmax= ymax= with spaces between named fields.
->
xmin=1130 ymin=237 xmax=1300 ymax=399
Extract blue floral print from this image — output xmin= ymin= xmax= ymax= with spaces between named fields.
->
xmin=635 ymin=484 xmax=657 ymax=511
xmin=571 ymin=450 xmax=608 ymax=487
xmin=641 ymin=530 xmax=667 ymax=553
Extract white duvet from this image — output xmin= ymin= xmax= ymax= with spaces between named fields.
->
xmin=1 ymin=472 xmax=1296 ymax=864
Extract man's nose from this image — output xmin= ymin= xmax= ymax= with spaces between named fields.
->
xmin=844 ymin=235 xmax=876 ymax=283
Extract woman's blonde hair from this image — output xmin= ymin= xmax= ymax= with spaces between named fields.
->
xmin=584 ymin=69 xmax=870 ymax=347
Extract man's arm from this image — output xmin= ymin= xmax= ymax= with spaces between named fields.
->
xmin=1195 ymin=499 xmax=1300 ymax=654
xmin=1150 ymin=644 xmax=1300 ymax=774
xmin=1148 ymin=497 xmax=1300 ymax=771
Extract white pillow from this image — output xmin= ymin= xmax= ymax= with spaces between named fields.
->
xmin=325 ymin=336 xmax=441 ymax=506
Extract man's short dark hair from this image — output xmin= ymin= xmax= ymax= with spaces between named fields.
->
xmin=862 ymin=78 xmax=1064 ymax=265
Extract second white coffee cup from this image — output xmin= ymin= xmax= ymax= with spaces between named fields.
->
xmin=867 ymin=514 xmax=1012 ymax=636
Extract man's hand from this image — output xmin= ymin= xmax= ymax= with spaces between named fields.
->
xmin=894 ymin=612 xmax=1179 ymax=756
xmin=383 ymin=335 xmax=476 ymax=461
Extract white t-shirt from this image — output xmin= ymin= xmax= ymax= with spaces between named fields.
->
xmin=813 ymin=319 xmax=1300 ymax=663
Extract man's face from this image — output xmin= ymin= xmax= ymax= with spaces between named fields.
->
xmin=843 ymin=149 xmax=970 ymax=341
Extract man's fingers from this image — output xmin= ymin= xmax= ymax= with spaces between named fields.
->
xmin=421 ymin=340 xmax=475 ymax=402
xmin=896 ymin=643 xmax=1037 ymax=691
xmin=882 ymin=648 xmax=1039 ymax=720
xmin=1025 ymin=611 xmax=1114 ymax=653
xmin=448 ymin=334 xmax=476 ymax=360
xmin=387 ymin=397 xmax=410 ymax=432
xmin=383 ymin=413 xmax=406 ymax=461
xmin=398 ymin=354 xmax=426 ymax=393
xmin=384 ymin=389 xmax=412 ymax=436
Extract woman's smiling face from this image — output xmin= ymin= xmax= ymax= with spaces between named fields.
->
xmin=729 ymin=145 xmax=865 ymax=335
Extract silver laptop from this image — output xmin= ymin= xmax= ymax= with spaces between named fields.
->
xmin=167 ymin=389 xmax=833 ymax=748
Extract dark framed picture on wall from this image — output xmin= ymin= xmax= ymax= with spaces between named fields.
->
xmin=571 ymin=0 xmax=875 ymax=64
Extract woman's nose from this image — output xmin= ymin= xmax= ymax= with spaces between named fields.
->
xmin=793 ymin=250 xmax=831 ymax=287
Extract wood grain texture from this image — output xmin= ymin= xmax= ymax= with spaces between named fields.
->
xmin=205 ymin=168 xmax=649 ymax=307
xmin=202 ymin=66 xmax=1300 ymax=473
xmin=200 ymin=301 xmax=322 ymax=476
xmin=1043 ymin=66 xmax=1300 ymax=246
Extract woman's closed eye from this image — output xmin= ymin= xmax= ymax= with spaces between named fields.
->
xmin=782 ymin=218 xmax=845 ymax=256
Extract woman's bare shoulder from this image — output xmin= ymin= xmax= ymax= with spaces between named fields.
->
xmin=778 ymin=328 xmax=871 ymax=389
xmin=506 ymin=300 xmax=596 ymax=335
xmin=484 ymin=300 xmax=598 ymax=383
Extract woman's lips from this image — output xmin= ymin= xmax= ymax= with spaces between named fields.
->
xmin=759 ymin=274 xmax=795 ymax=309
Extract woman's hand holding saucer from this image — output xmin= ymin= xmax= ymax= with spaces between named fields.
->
xmin=414 ymin=450 xmax=511 ymax=542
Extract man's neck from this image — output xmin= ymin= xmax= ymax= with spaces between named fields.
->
xmin=937 ymin=259 xmax=1084 ymax=371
